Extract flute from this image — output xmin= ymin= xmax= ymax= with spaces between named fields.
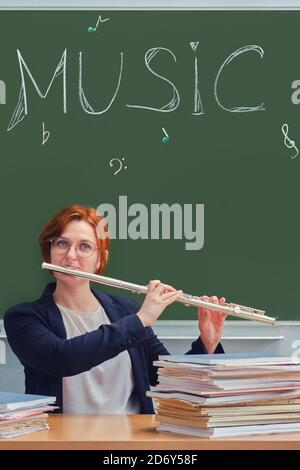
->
xmin=41 ymin=262 xmax=276 ymax=325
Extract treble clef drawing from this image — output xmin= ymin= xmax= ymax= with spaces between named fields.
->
xmin=281 ymin=123 xmax=299 ymax=159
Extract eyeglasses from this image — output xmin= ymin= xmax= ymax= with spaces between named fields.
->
xmin=50 ymin=238 xmax=98 ymax=258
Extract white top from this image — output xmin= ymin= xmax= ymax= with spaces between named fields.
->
xmin=57 ymin=302 xmax=140 ymax=414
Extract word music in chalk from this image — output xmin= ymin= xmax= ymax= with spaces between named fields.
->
xmin=7 ymin=44 xmax=267 ymax=132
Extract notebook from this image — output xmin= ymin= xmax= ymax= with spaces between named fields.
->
xmin=158 ymin=421 xmax=300 ymax=438
xmin=0 ymin=392 xmax=56 ymax=411
xmin=158 ymin=353 xmax=300 ymax=366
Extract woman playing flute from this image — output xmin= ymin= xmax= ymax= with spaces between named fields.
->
xmin=4 ymin=205 xmax=227 ymax=414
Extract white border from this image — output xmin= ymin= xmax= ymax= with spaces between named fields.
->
xmin=1 ymin=1 xmax=300 ymax=11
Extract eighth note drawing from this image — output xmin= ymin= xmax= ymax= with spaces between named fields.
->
xmin=162 ymin=128 xmax=170 ymax=144
xmin=109 ymin=157 xmax=127 ymax=175
xmin=42 ymin=122 xmax=50 ymax=146
xmin=281 ymin=123 xmax=299 ymax=159
xmin=88 ymin=14 xmax=110 ymax=33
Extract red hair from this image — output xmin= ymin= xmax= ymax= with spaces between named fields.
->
xmin=39 ymin=205 xmax=110 ymax=274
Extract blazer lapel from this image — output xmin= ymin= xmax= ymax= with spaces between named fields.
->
xmin=40 ymin=283 xmax=67 ymax=338
xmin=91 ymin=288 xmax=125 ymax=323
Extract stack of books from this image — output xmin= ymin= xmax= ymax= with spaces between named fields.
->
xmin=0 ymin=391 xmax=57 ymax=439
xmin=147 ymin=354 xmax=300 ymax=438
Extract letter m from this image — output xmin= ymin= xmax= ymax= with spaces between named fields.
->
xmin=7 ymin=49 xmax=67 ymax=131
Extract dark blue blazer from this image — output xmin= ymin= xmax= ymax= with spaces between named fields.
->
xmin=4 ymin=283 xmax=224 ymax=413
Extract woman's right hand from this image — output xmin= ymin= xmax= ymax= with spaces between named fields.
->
xmin=137 ymin=280 xmax=182 ymax=327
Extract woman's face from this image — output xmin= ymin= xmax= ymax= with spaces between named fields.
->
xmin=50 ymin=220 xmax=101 ymax=285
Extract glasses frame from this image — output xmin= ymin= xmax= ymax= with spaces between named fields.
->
xmin=49 ymin=237 xmax=98 ymax=258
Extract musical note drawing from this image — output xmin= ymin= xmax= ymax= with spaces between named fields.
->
xmin=42 ymin=122 xmax=50 ymax=146
xmin=162 ymin=127 xmax=170 ymax=144
xmin=109 ymin=157 xmax=127 ymax=175
xmin=281 ymin=123 xmax=299 ymax=159
xmin=88 ymin=14 xmax=110 ymax=33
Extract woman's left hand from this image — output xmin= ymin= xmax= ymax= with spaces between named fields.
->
xmin=197 ymin=296 xmax=227 ymax=354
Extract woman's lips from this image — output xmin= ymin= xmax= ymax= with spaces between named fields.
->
xmin=61 ymin=265 xmax=80 ymax=270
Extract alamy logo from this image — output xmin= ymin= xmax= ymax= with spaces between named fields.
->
xmin=97 ymin=196 xmax=204 ymax=251
xmin=0 ymin=80 xmax=6 ymax=105
xmin=0 ymin=340 xmax=6 ymax=365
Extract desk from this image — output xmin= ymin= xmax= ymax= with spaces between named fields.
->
xmin=1 ymin=415 xmax=300 ymax=450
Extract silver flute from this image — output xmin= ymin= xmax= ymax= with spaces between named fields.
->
xmin=42 ymin=262 xmax=276 ymax=325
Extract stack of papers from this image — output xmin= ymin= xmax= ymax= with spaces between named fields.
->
xmin=147 ymin=354 xmax=300 ymax=438
xmin=0 ymin=391 xmax=57 ymax=439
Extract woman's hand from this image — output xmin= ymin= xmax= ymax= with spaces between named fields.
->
xmin=137 ymin=280 xmax=182 ymax=327
xmin=198 ymin=296 xmax=227 ymax=354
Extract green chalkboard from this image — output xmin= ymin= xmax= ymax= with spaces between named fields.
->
xmin=1 ymin=10 xmax=300 ymax=320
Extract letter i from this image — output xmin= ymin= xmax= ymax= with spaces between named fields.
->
xmin=190 ymin=42 xmax=204 ymax=115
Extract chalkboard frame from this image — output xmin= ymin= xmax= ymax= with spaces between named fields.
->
xmin=1 ymin=1 xmax=300 ymax=12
